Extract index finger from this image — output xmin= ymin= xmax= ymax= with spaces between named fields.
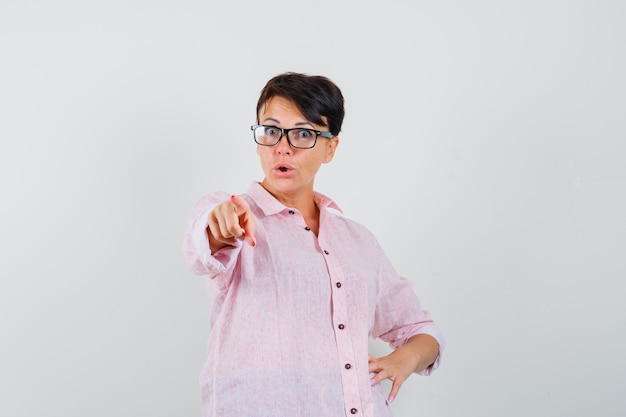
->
xmin=230 ymin=195 xmax=256 ymax=247
xmin=230 ymin=194 xmax=249 ymax=215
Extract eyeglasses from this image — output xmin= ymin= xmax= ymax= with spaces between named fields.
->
xmin=251 ymin=124 xmax=333 ymax=149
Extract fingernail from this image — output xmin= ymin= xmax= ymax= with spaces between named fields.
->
xmin=370 ymin=378 xmax=376 ymax=386
xmin=251 ymin=237 xmax=256 ymax=247
xmin=388 ymin=396 xmax=395 ymax=403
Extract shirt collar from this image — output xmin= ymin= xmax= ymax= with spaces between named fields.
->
xmin=246 ymin=182 xmax=343 ymax=216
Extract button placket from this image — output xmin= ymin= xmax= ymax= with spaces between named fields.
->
xmin=323 ymin=251 xmax=362 ymax=417
xmin=285 ymin=209 xmax=313 ymax=232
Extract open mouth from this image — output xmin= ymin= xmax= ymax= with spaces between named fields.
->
xmin=275 ymin=163 xmax=293 ymax=174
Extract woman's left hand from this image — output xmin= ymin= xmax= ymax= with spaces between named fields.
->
xmin=368 ymin=334 xmax=439 ymax=402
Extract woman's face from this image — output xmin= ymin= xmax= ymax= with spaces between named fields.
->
xmin=257 ymin=96 xmax=339 ymax=201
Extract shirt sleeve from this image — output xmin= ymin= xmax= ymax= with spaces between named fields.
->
xmin=370 ymin=250 xmax=445 ymax=376
xmin=182 ymin=192 xmax=243 ymax=289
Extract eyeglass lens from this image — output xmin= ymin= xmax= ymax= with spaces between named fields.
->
xmin=254 ymin=126 xmax=317 ymax=149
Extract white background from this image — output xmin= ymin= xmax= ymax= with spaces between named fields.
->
xmin=1 ymin=1 xmax=625 ymax=416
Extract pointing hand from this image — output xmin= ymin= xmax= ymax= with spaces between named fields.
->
xmin=207 ymin=195 xmax=256 ymax=253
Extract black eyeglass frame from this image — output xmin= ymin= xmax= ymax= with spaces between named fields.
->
xmin=251 ymin=124 xmax=334 ymax=149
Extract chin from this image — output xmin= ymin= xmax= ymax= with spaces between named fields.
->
xmin=265 ymin=178 xmax=302 ymax=194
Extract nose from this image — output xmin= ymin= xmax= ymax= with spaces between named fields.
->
xmin=275 ymin=133 xmax=291 ymax=154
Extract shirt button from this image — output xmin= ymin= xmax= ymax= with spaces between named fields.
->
xmin=338 ymin=324 xmax=345 ymax=330
xmin=288 ymin=210 xmax=295 ymax=215
xmin=345 ymin=363 xmax=351 ymax=369
xmin=336 ymin=282 xmax=342 ymax=288
xmin=350 ymin=408 xmax=358 ymax=414
xmin=324 ymin=250 xmax=330 ymax=255
xmin=304 ymin=226 xmax=311 ymax=231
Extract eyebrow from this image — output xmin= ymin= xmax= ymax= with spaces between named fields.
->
xmin=262 ymin=117 xmax=315 ymax=128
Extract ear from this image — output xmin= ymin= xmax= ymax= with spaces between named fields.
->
xmin=323 ymin=136 xmax=339 ymax=163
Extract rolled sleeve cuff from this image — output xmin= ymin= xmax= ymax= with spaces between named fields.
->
xmin=192 ymin=207 xmax=242 ymax=287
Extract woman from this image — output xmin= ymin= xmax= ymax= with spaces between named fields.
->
xmin=184 ymin=72 xmax=444 ymax=417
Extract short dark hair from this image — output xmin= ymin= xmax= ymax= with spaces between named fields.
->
xmin=256 ymin=72 xmax=345 ymax=136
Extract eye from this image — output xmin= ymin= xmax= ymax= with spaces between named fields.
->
xmin=265 ymin=126 xmax=280 ymax=137
xmin=297 ymin=129 xmax=314 ymax=139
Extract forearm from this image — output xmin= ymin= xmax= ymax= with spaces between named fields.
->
xmin=402 ymin=333 xmax=440 ymax=374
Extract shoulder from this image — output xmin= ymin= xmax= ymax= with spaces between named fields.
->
xmin=189 ymin=191 xmax=232 ymax=217
xmin=324 ymin=206 xmax=380 ymax=245
xmin=195 ymin=191 xmax=231 ymax=206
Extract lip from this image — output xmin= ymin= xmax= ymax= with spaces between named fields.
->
xmin=273 ymin=162 xmax=295 ymax=177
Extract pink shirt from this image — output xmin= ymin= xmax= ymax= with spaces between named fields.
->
xmin=183 ymin=182 xmax=444 ymax=417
